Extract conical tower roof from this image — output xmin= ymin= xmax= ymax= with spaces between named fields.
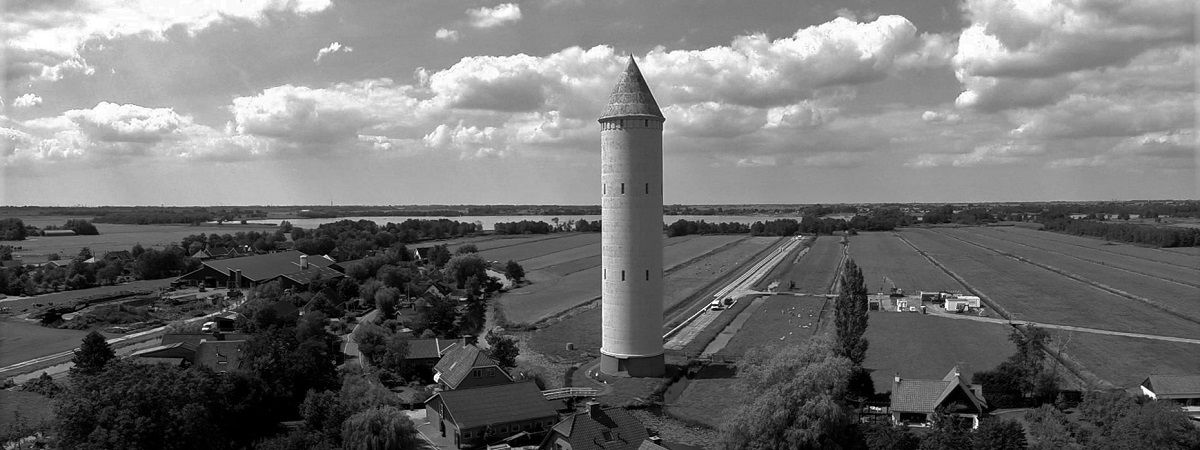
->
xmin=599 ymin=57 xmax=664 ymax=122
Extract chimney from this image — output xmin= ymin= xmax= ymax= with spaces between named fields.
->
xmin=228 ymin=269 xmax=236 ymax=287
xmin=586 ymin=401 xmax=602 ymax=418
xmin=301 ymin=255 xmax=309 ymax=269
xmin=894 ymin=373 xmax=901 ymax=384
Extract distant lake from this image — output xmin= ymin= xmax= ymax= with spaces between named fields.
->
xmin=221 ymin=214 xmax=805 ymax=229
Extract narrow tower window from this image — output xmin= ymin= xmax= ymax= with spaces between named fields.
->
xmin=645 ymin=270 xmax=650 ymax=280
xmin=644 ymin=120 xmax=649 ymax=127
xmin=603 ymin=269 xmax=606 ymax=280
xmin=645 ymin=183 xmax=649 ymax=194
xmin=620 ymin=183 xmax=625 ymax=194
xmin=621 ymin=270 xmax=625 ymax=281
xmin=603 ymin=183 xmax=606 ymax=194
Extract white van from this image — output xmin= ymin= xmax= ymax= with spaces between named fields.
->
xmin=200 ymin=321 xmax=217 ymax=332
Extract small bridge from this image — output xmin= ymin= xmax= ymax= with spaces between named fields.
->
xmin=542 ymin=387 xmax=599 ymax=400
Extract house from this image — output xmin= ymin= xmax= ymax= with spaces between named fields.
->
xmin=1140 ymin=374 xmax=1200 ymax=419
xmin=406 ymin=337 xmax=467 ymax=378
xmin=425 ymin=382 xmax=560 ymax=449
xmin=890 ymin=366 xmax=987 ymax=429
xmin=539 ymin=402 xmax=655 ymax=450
xmin=434 ymin=344 xmax=513 ymax=390
xmin=176 ymin=250 xmax=342 ymax=289
xmin=131 ymin=332 xmax=249 ymax=373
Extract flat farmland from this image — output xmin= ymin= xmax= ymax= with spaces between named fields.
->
xmin=985 ymin=227 xmax=1200 ymax=284
xmin=777 ymin=236 xmax=844 ymax=293
xmin=0 ymin=319 xmax=103 ymax=367
xmin=525 ymin=237 xmax=780 ymax=360
xmin=863 ymin=312 xmax=1015 ymax=393
xmin=899 ymin=229 xmax=1200 ymax=338
xmin=1044 ymin=331 xmax=1200 ymax=388
xmin=2 ymin=223 xmax=279 ymax=262
xmin=666 ymin=374 xmax=742 ymax=429
xmin=939 ymin=228 xmax=1200 ymax=318
xmin=992 ymin=226 xmax=1199 ymax=269
xmin=716 ymin=295 xmax=824 ymax=358
xmin=500 ymin=236 xmax=774 ymax=325
xmin=474 ymin=233 xmax=599 ymax=263
xmin=847 ymin=232 xmax=963 ymax=294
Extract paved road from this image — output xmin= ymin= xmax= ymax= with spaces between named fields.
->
xmin=345 ymin=309 xmax=379 ymax=369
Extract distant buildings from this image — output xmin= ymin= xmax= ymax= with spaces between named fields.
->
xmin=176 ymin=250 xmax=343 ymax=289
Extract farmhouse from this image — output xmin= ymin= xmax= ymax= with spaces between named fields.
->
xmin=131 ymin=334 xmax=248 ymax=373
xmin=539 ymin=402 xmax=655 ymax=450
xmin=406 ymin=337 xmax=467 ymax=376
xmin=943 ymin=295 xmax=981 ymax=312
xmin=433 ymin=344 xmax=514 ymax=390
xmin=1140 ymin=374 xmax=1200 ymax=419
xmin=176 ymin=250 xmax=342 ymax=289
xmin=890 ymin=366 xmax=988 ymax=429
xmin=424 ymin=382 xmax=559 ymax=449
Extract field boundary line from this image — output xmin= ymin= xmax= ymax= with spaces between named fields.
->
xmin=893 ymin=231 xmax=1109 ymax=388
xmin=546 ymin=234 xmax=713 ymax=277
xmin=977 ymin=228 xmax=1200 ymax=288
xmin=995 ymin=227 xmax=1199 ymax=271
xmin=932 ymin=229 xmax=1200 ymax=328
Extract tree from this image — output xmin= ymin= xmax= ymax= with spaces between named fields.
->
xmin=77 ymin=246 xmax=94 ymax=262
xmin=861 ymin=423 xmax=919 ymax=450
xmin=20 ymin=372 xmax=63 ymax=398
xmin=834 ymin=258 xmax=869 ymax=366
xmin=504 ymin=260 xmax=525 ymax=282
xmin=71 ymin=330 xmax=114 ymax=377
xmin=973 ymin=326 xmax=1058 ymax=407
xmin=918 ymin=411 xmax=974 ymax=450
xmin=340 ymin=406 xmax=421 ymax=450
xmin=428 ymin=244 xmax=452 ymax=268
xmin=973 ymin=419 xmax=1028 ymax=450
xmin=485 ymin=332 xmax=519 ymax=369
xmin=0 ymin=218 xmax=26 ymax=240
xmin=455 ymin=244 xmax=478 ymax=255
xmin=1024 ymin=405 xmax=1082 ymax=450
xmin=375 ymin=287 xmax=400 ymax=320
xmin=444 ymin=254 xmax=489 ymax=289
xmin=719 ymin=336 xmax=857 ymax=449
xmin=354 ymin=322 xmax=389 ymax=366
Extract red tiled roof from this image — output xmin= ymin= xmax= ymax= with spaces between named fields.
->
xmin=184 ymin=250 xmax=338 ymax=282
xmin=428 ymin=382 xmax=558 ymax=430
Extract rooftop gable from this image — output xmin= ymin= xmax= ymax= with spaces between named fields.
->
xmin=891 ymin=367 xmax=986 ymax=414
xmin=434 ymin=344 xmax=507 ymax=389
xmin=428 ymin=382 xmax=557 ymax=430
xmin=549 ymin=406 xmax=650 ymax=450
xmin=1143 ymin=374 xmax=1200 ymax=398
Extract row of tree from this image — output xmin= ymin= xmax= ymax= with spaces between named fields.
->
xmin=1041 ymin=215 xmax=1200 ymax=247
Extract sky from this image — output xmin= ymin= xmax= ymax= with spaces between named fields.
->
xmin=1 ymin=0 xmax=1196 ymax=206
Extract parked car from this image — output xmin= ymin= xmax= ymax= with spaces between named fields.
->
xmin=200 ymin=321 xmax=217 ymax=332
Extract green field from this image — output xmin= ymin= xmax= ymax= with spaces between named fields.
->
xmin=862 ymin=312 xmax=1015 ymax=393
xmin=0 ymin=319 xmax=105 ymax=367
xmin=847 ymin=232 xmax=963 ymax=294
xmin=776 ymin=236 xmax=843 ymax=293
xmin=900 ymin=228 xmax=1200 ymax=338
xmin=1044 ymin=331 xmax=1200 ymax=388
xmin=940 ymin=227 xmax=1200 ymax=317
xmin=1 ymin=222 xmax=280 ymax=263
xmin=716 ymin=295 xmax=823 ymax=358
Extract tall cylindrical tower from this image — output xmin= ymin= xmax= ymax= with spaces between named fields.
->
xmin=599 ymin=57 xmax=665 ymax=377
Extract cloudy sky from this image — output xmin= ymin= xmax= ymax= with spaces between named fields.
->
xmin=2 ymin=0 xmax=1195 ymax=206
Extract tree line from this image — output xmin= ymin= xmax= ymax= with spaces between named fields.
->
xmin=1041 ymin=214 xmax=1200 ymax=247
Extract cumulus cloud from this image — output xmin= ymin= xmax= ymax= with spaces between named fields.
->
xmin=6 ymin=0 xmax=332 ymax=83
xmin=13 ymin=94 xmax=44 ymax=108
xmin=435 ymin=28 xmax=460 ymax=42
xmin=314 ymin=42 xmax=353 ymax=64
xmin=467 ymin=3 xmax=522 ymax=29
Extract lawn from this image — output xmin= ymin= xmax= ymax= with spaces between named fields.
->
xmin=847 ymin=232 xmax=963 ymax=294
xmin=899 ymin=229 xmax=1200 ymax=338
xmin=0 ymin=390 xmax=54 ymax=427
xmin=716 ymin=295 xmax=824 ymax=358
xmin=666 ymin=375 xmax=742 ymax=429
xmin=862 ymin=312 xmax=1015 ymax=394
xmin=942 ymin=228 xmax=1200 ymax=318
